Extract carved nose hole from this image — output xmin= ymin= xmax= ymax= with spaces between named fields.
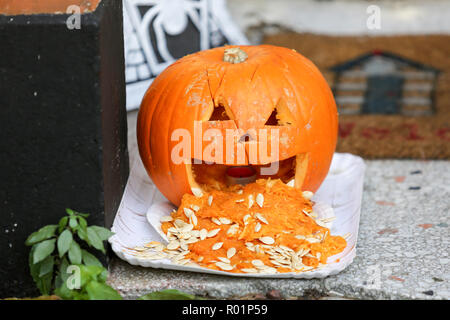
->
xmin=239 ymin=133 xmax=253 ymax=143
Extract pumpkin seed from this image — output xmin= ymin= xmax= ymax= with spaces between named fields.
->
xmin=259 ymin=267 xmax=277 ymax=274
xmin=219 ymin=217 xmax=232 ymax=225
xmin=243 ymin=214 xmax=251 ymax=225
xmin=218 ymin=257 xmax=231 ymax=264
xmin=211 ymin=218 xmax=221 ymax=225
xmin=167 ymin=241 xmax=180 ymax=250
xmin=227 ymin=247 xmax=236 ymax=259
xmin=183 ymin=207 xmax=194 ymax=218
xmin=241 ymin=268 xmax=258 ymax=273
xmin=254 ymin=222 xmax=261 ymax=233
xmin=191 ymin=205 xmax=200 ymax=212
xmin=160 ymin=216 xmax=173 ymax=222
xmin=215 ymin=262 xmax=233 ymax=271
xmin=191 ymin=187 xmax=203 ymax=197
xmin=255 ymin=213 xmax=268 ymax=225
xmin=208 ymin=195 xmax=213 ymax=206
xmin=199 ymin=229 xmax=207 ymax=240
xmin=212 ymin=242 xmax=223 ymax=250
xmin=227 ymin=224 xmax=239 ymax=235
xmin=207 ymin=228 xmax=221 ymax=237
xmin=248 ymin=195 xmax=254 ymax=208
xmin=256 ymin=193 xmax=264 ymax=208
xmin=190 ymin=213 xmax=198 ymax=226
xmin=259 ymin=236 xmax=275 ymax=245
xmin=251 ymin=259 xmax=265 ymax=267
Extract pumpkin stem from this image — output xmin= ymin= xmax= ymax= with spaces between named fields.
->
xmin=223 ymin=47 xmax=248 ymax=64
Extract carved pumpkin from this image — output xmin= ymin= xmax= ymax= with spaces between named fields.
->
xmin=137 ymin=45 xmax=338 ymax=206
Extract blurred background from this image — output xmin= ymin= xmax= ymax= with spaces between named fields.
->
xmin=124 ymin=0 xmax=450 ymax=161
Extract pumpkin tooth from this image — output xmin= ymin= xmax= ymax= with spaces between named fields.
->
xmin=302 ymin=191 xmax=314 ymax=200
xmin=286 ymin=179 xmax=295 ymax=187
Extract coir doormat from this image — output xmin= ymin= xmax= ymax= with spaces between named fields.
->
xmin=264 ymin=33 xmax=450 ymax=159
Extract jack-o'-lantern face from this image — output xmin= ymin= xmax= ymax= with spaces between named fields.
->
xmin=137 ymin=45 xmax=338 ymax=206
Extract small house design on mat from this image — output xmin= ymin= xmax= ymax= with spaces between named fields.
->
xmin=330 ymin=50 xmax=440 ymax=116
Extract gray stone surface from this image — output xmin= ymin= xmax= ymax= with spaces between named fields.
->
xmin=108 ymin=110 xmax=449 ymax=300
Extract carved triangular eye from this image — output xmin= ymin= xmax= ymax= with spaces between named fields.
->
xmin=209 ymin=105 xmax=231 ymax=121
xmin=265 ymin=109 xmax=280 ymax=126
xmin=265 ymin=99 xmax=295 ymax=126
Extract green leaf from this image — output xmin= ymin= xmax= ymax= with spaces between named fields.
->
xmin=37 ymin=272 xmax=53 ymax=296
xmin=89 ymin=226 xmax=115 ymax=241
xmin=68 ymin=242 xmax=82 ymax=265
xmin=57 ymin=229 xmax=73 ymax=257
xmin=139 ymin=289 xmax=199 ymax=300
xmin=58 ymin=216 xmax=68 ymax=233
xmin=29 ymin=247 xmax=41 ymax=283
xmin=25 ymin=225 xmax=57 ymax=246
xmin=69 ymin=217 xmax=78 ymax=229
xmin=86 ymin=227 xmax=105 ymax=253
xmin=33 ymin=239 xmax=56 ymax=264
xmin=78 ymin=216 xmax=88 ymax=230
xmin=75 ymin=212 xmax=90 ymax=218
xmin=39 ymin=255 xmax=55 ymax=277
xmin=81 ymin=250 xmax=103 ymax=267
xmin=85 ymin=281 xmax=122 ymax=300
xmin=59 ymin=257 xmax=70 ymax=283
xmin=67 ymin=208 xmax=90 ymax=218
xmin=77 ymin=227 xmax=88 ymax=242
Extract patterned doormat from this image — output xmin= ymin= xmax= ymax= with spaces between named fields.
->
xmin=264 ymin=33 xmax=450 ymax=159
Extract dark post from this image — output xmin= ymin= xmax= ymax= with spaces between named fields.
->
xmin=0 ymin=0 xmax=129 ymax=297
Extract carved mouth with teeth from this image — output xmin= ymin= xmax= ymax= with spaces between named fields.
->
xmin=137 ymin=45 xmax=338 ymax=206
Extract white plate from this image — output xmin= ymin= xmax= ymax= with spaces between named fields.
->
xmin=109 ymin=153 xmax=366 ymax=279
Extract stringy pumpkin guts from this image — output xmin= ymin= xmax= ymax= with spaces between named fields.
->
xmin=132 ymin=179 xmax=347 ymax=274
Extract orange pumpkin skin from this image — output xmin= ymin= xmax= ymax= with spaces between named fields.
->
xmin=137 ymin=45 xmax=338 ymax=206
